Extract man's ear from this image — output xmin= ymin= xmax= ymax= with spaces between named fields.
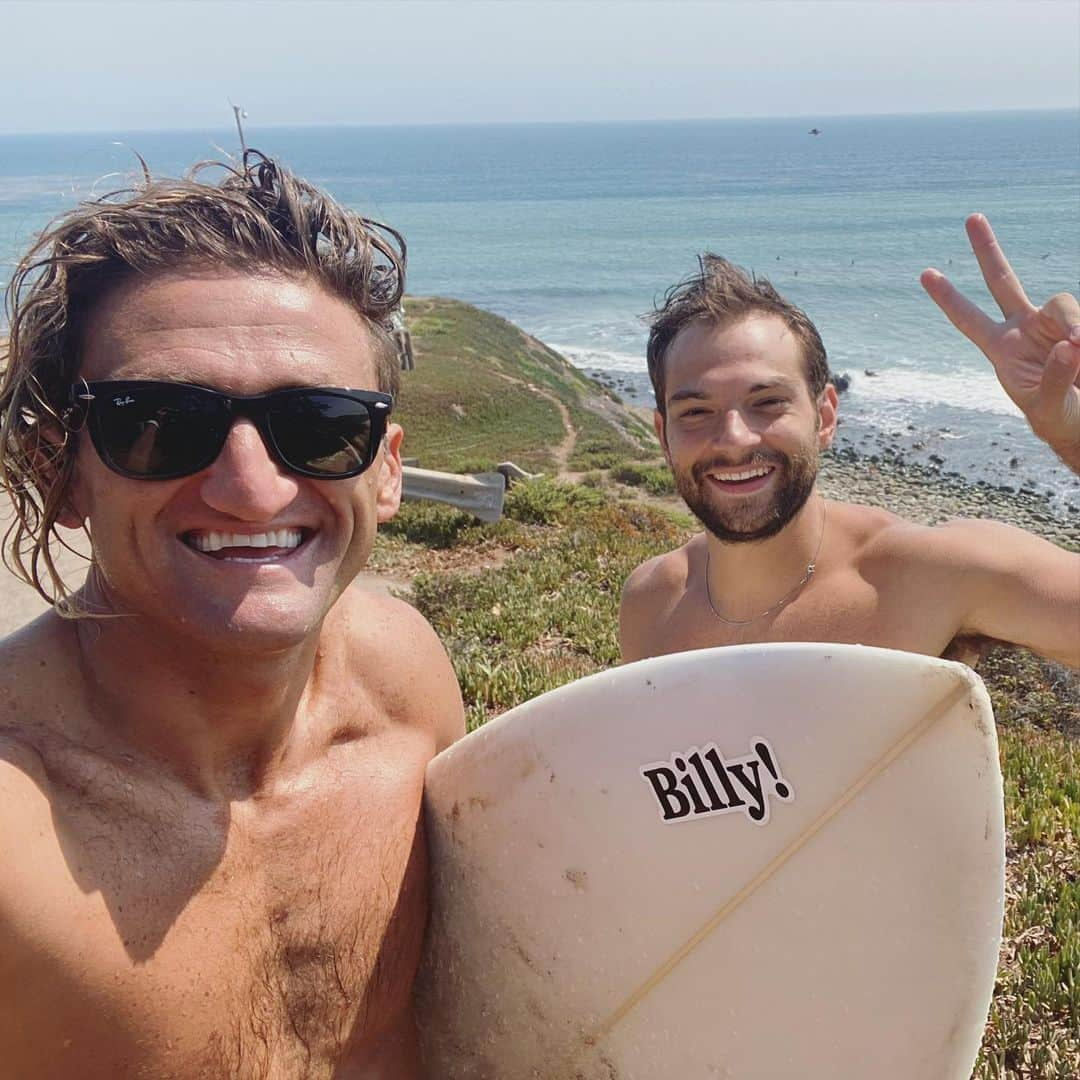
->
xmin=375 ymin=423 xmax=404 ymax=524
xmin=654 ymin=409 xmax=671 ymax=463
xmin=816 ymin=385 xmax=839 ymax=450
xmin=35 ymin=424 xmax=85 ymax=529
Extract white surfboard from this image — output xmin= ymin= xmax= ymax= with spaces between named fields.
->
xmin=417 ymin=644 xmax=1005 ymax=1079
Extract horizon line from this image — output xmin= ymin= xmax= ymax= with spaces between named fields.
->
xmin=1 ymin=104 xmax=1076 ymax=140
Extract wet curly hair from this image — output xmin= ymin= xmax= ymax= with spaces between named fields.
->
xmin=646 ymin=254 xmax=829 ymax=414
xmin=0 ymin=149 xmax=407 ymax=611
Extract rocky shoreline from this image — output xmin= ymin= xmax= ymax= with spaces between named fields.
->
xmin=818 ymin=446 xmax=1077 ymax=550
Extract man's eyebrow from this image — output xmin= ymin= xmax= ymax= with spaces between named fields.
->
xmin=748 ymin=378 xmax=799 ymax=393
xmin=667 ymin=388 xmax=709 ymax=404
xmin=668 ymin=378 xmax=800 ymax=404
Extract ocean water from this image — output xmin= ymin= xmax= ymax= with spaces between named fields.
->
xmin=1 ymin=112 xmax=1077 ymax=511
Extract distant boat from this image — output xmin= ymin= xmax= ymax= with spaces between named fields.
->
xmin=808 ymin=128 xmax=822 ymax=136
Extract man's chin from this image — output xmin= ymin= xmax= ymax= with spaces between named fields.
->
xmin=694 ymin=509 xmax=790 ymax=544
xmin=678 ymin=486 xmax=814 ymax=543
xmin=133 ymin=594 xmax=330 ymax=654
xmin=674 ymin=486 xmax=777 ymax=544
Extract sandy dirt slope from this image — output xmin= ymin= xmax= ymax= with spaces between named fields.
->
xmin=0 ymin=509 xmax=89 ymax=637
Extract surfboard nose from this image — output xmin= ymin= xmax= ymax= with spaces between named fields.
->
xmin=419 ymin=644 xmax=1004 ymax=1080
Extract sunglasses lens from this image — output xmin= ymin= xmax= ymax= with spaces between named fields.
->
xmin=90 ymin=384 xmax=228 ymax=478
xmin=268 ymin=391 xmax=376 ymax=477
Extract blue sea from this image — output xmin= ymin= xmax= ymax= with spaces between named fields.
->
xmin=1 ymin=112 xmax=1077 ymax=512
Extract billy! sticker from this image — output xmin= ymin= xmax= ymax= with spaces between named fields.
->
xmin=640 ymin=737 xmax=794 ymax=826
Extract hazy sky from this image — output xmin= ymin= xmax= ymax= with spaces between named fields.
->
xmin=3 ymin=0 xmax=1077 ymax=134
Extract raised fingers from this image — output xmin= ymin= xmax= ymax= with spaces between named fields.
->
xmin=965 ymin=213 xmax=1032 ymax=318
xmin=1032 ymin=339 xmax=1080 ymax=443
xmin=919 ymin=268 xmax=998 ymax=356
xmin=1041 ymin=291 xmax=1080 ymax=342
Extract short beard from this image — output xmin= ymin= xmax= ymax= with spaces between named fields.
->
xmin=672 ymin=448 xmax=819 ymax=544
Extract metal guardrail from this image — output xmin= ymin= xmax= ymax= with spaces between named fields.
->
xmin=401 ymin=466 xmax=507 ymax=523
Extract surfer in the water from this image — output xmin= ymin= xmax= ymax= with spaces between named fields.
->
xmin=0 ymin=154 xmax=464 ymax=1077
xmin=620 ymin=215 xmax=1079 ymax=668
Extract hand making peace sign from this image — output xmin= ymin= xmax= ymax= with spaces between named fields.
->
xmin=921 ymin=214 xmax=1080 ymax=473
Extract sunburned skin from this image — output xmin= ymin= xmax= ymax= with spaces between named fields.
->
xmin=0 ymin=270 xmax=465 ymax=1079
xmin=0 ymin=595 xmax=444 ymax=1079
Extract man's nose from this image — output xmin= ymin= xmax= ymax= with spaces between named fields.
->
xmin=713 ymin=408 xmax=759 ymax=449
xmin=198 ymin=419 xmax=299 ymax=519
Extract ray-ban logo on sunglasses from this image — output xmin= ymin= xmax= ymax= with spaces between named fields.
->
xmin=112 ymin=395 xmax=136 ymax=407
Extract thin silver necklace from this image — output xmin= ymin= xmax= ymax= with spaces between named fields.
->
xmin=704 ymin=501 xmax=827 ymax=627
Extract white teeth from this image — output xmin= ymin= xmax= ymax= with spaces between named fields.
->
xmin=710 ymin=467 xmax=772 ymax=482
xmin=190 ymin=528 xmax=303 ymax=553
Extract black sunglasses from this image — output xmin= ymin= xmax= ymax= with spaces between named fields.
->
xmin=71 ymin=379 xmax=393 ymax=481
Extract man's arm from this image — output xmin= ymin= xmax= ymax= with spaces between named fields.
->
xmin=921 ymin=214 xmax=1080 ymax=472
xmin=908 ymin=519 xmax=1080 ymax=669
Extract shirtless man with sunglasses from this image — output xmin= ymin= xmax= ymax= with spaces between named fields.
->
xmin=0 ymin=154 xmax=463 ymax=1078
xmin=620 ymin=216 xmax=1079 ymax=670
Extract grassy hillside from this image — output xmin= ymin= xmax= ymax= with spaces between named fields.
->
xmin=397 ymin=297 xmax=656 ymax=474
xmin=381 ymin=298 xmax=1078 ymax=1079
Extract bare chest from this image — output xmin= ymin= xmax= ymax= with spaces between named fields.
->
xmin=651 ymin=568 xmax=960 ymax=658
xmin=4 ymin=737 xmax=429 ymax=1079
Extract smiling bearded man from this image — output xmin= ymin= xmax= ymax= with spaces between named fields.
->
xmin=619 ymin=219 xmax=1080 ymax=670
xmin=0 ymin=153 xmax=464 ymax=1079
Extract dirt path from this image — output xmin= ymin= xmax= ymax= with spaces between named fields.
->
xmin=489 ymin=370 xmax=577 ymax=471
xmin=549 ymin=396 xmax=576 ymax=471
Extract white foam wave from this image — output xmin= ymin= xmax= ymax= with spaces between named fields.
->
xmin=549 ymin=343 xmax=646 ymax=374
xmin=845 ymin=366 xmax=1022 ymax=418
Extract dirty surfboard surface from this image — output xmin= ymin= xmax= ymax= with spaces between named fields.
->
xmin=416 ymin=644 xmax=1005 ymax=1079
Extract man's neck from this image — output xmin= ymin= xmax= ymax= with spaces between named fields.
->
xmin=69 ymin=605 xmax=339 ymax=802
xmin=703 ymin=495 xmax=826 ymax=626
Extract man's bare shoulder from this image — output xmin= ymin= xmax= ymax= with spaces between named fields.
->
xmin=622 ymin=536 xmax=701 ymax=604
xmin=834 ymin=500 xmax=1079 ymax=664
xmin=821 ymin=498 xmax=907 ymax=548
xmin=619 ymin=538 xmax=704 ymax=664
xmin=821 ymin=499 xmax=1028 ymax=568
xmin=331 ymin=584 xmax=465 ymax=750
xmin=0 ymin=611 xmax=81 ymax=723
xmin=0 ymin=612 xmax=79 ymax=774
xmin=842 ymin=501 xmax=1073 ymax=569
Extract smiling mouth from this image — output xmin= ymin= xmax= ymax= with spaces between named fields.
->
xmin=704 ymin=464 xmax=776 ymax=489
xmin=182 ymin=528 xmax=308 ymax=560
